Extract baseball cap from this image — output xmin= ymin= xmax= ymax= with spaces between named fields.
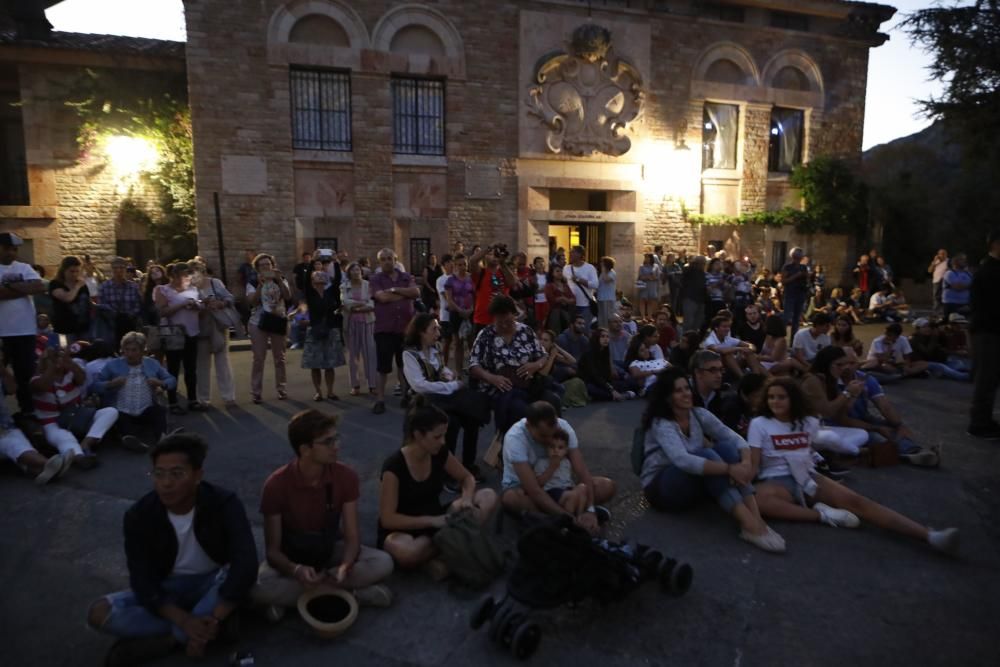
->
xmin=0 ymin=232 xmax=24 ymax=247
xmin=913 ymin=317 xmax=930 ymax=328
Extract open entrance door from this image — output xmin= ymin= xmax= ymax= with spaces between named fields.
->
xmin=548 ymin=223 xmax=605 ymax=264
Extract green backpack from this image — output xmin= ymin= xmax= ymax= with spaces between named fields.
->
xmin=432 ymin=509 xmax=506 ymax=589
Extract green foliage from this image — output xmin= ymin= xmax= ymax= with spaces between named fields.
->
xmin=689 ymin=157 xmax=868 ymax=236
xmin=901 ymin=1 xmax=1000 ymax=165
xmin=67 ymin=68 xmax=194 ymax=259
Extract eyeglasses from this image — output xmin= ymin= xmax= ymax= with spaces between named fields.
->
xmin=699 ymin=366 xmax=724 ymax=374
xmin=149 ymin=467 xmax=191 ymax=481
xmin=313 ymin=435 xmax=341 ymax=448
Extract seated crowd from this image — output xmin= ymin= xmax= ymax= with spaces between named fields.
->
xmin=0 ymin=234 xmax=967 ymax=666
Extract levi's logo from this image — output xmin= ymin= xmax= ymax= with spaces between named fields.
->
xmin=771 ymin=433 xmax=809 ymax=450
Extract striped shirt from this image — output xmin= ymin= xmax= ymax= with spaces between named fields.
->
xmin=32 ymin=371 xmax=83 ymax=425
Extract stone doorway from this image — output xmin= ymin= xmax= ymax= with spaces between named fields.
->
xmin=548 ymin=223 xmax=606 ymax=265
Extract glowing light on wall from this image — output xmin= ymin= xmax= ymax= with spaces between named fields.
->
xmin=105 ymin=135 xmax=158 ymax=180
xmin=640 ymin=140 xmax=698 ymax=202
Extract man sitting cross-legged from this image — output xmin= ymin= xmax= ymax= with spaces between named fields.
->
xmin=252 ymin=409 xmax=394 ymax=617
xmin=86 ymin=433 xmax=258 ymax=667
xmin=500 ymin=401 xmax=616 ymax=535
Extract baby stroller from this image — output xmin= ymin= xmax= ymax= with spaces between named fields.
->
xmin=469 ymin=514 xmax=693 ymax=660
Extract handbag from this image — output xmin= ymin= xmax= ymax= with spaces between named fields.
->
xmin=158 ymin=324 xmax=187 ymax=351
xmin=570 ymin=266 xmax=599 ymax=316
xmin=57 ymin=406 xmax=98 ymax=439
xmin=281 ymin=481 xmax=340 ymax=570
xmin=258 ymin=310 xmax=288 ymax=335
xmin=430 ymin=387 xmax=492 ymax=426
xmin=206 ymin=280 xmax=246 ymax=338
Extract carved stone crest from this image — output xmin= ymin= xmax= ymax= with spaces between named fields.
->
xmin=527 ymin=24 xmax=645 ymax=157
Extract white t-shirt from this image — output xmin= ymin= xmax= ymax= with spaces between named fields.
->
xmin=702 ymin=331 xmax=742 ymax=350
xmin=630 ymin=358 xmax=669 ymax=391
xmin=792 ymin=328 xmax=831 ymax=362
xmin=534 ymin=274 xmax=547 ymax=303
xmin=435 ymin=272 xmax=451 ymax=323
xmin=747 ymin=415 xmax=819 ymax=479
xmin=501 ymin=417 xmax=578 ymax=490
xmin=168 ymin=508 xmax=220 ymax=576
xmin=867 ymin=335 xmax=912 ymax=363
xmin=0 ymin=261 xmax=40 ymax=337
xmin=566 ymin=263 xmax=598 ymax=307
xmin=532 ymin=456 xmax=573 ymax=492
xmin=932 ymin=258 xmax=949 ymax=284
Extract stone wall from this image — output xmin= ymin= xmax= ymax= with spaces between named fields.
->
xmin=183 ymin=0 xmax=883 ymax=288
xmin=0 ymin=64 xmax=174 ymax=275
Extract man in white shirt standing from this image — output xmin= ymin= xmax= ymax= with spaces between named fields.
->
xmin=791 ymin=313 xmax=832 ymax=366
xmin=566 ymin=245 xmax=598 ymax=328
xmin=0 ymin=233 xmax=45 ymax=414
xmin=928 ymin=249 xmax=949 ymax=314
xmin=435 ymin=254 xmax=454 ymax=369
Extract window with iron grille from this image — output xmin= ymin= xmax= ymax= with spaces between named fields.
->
xmin=392 ymin=78 xmax=445 ymax=155
xmin=409 ymin=237 xmax=431 ymax=275
xmin=290 ymin=68 xmax=352 ymax=151
xmin=770 ymin=11 xmax=809 ymax=31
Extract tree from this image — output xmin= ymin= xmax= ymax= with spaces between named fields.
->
xmin=901 ymin=1 xmax=1000 ymax=163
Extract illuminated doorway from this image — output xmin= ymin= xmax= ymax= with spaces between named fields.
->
xmin=548 ymin=224 xmax=605 ymax=265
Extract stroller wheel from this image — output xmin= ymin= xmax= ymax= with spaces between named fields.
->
xmin=470 ymin=596 xmax=496 ymax=630
xmin=659 ymin=559 xmax=694 ymax=596
xmin=511 ymin=622 xmax=542 ymax=660
xmin=489 ymin=602 xmax=515 ymax=645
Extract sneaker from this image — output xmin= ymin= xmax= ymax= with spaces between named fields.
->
xmin=262 ymin=604 xmax=286 ymax=624
xmin=928 ymin=527 xmax=960 ymax=555
xmin=901 ymin=448 xmax=940 ymax=468
xmin=740 ymin=527 xmax=786 ymax=553
xmin=57 ymin=451 xmax=75 ymax=477
xmin=353 ymin=584 xmax=393 ymax=608
xmin=372 ymin=401 xmax=386 ymax=415
xmin=814 ymin=502 xmax=860 ymax=528
xmin=105 ymin=636 xmax=177 ymax=667
xmin=624 ymin=391 xmax=637 ymax=400
xmin=34 ymin=455 xmax=64 ymax=485
xmin=120 ymin=435 xmax=150 ymax=453
xmin=966 ymin=423 xmax=1000 ymax=440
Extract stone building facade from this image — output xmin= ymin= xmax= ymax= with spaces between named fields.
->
xmin=0 ymin=20 xmax=186 ymax=275
xmin=183 ymin=0 xmax=893 ymax=290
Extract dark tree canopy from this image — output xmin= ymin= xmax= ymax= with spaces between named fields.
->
xmin=902 ymin=1 xmax=1000 ymax=161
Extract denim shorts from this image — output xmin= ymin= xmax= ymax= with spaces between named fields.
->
xmin=760 ymin=474 xmax=806 ymax=505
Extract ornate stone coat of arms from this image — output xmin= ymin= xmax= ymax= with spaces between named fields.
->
xmin=527 ymin=24 xmax=645 ymax=157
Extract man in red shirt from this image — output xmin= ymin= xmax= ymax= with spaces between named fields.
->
xmin=470 ymin=244 xmax=517 ymax=332
xmin=252 ymin=410 xmax=393 ymax=615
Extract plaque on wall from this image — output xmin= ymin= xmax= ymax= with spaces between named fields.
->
xmin=465 ymin=162 xmax=503 ymax=199
xmin=221 ymin=155 xmax=268 ymax=196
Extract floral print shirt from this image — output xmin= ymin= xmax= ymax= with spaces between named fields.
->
xmin=468 ymin=322 xmax=545 ymax=396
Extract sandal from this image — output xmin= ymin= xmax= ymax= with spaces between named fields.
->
xmin=350 ymin=388 xmax=361 ymax=396
xmin=327 ymin=393 xmax=340 ymax=401
xmin=277 ymin=390 xmax=288 ymax=400
xmin=313 ymin=393 xmax=324 ymax=402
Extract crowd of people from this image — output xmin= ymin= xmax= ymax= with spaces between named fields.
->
xmin=3 ymin=226 xmax=999 ymax=665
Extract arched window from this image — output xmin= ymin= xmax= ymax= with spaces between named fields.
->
xmin=389 ymin=24 xmax=446 ymax=57
xmin=693 ymin=43 xmax=760 ymax=87
xmin=288 ymin=14 xmax=350 ymax=47
xmin=772 ymin=66 xmax=810 ymax=91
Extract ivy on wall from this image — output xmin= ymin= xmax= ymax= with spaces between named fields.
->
xmin=688 ymin=156 xmax=869 ymax=237
xmin=66 ymin=68 xmax=195 ymax=260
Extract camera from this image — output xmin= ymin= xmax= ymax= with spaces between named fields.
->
xmin=490 ymin=243 xmax=510 ymax=260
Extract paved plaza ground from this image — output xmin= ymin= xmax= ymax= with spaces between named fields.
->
xmin=1 ymin=325 xmax=999 ymax=666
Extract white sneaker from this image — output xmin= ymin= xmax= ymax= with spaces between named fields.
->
xmin=34 ymin=455 xmax=64 ymax=485
xmin=928 ymin=527 xmax=960 ymax=555
xmin=814 ymin=502 xmax=860 ymax=528
xmin=740 ymin=527 xmax=786 ymax=553
xmin=624 ymin=391 xmax=637 ymax=400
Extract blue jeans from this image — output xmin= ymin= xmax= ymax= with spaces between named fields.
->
xmin=644 ymin=439 xmax=753 ymax=513
xmin=926 ymin=361 xmax=969 ymax=381
xmin=861 ymin=417 xmax=919 ymax=455
xmin=98 ymin=568 xmax=226 ymax=642
xmin=783 ymin=291 xmax=807 ymax=334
